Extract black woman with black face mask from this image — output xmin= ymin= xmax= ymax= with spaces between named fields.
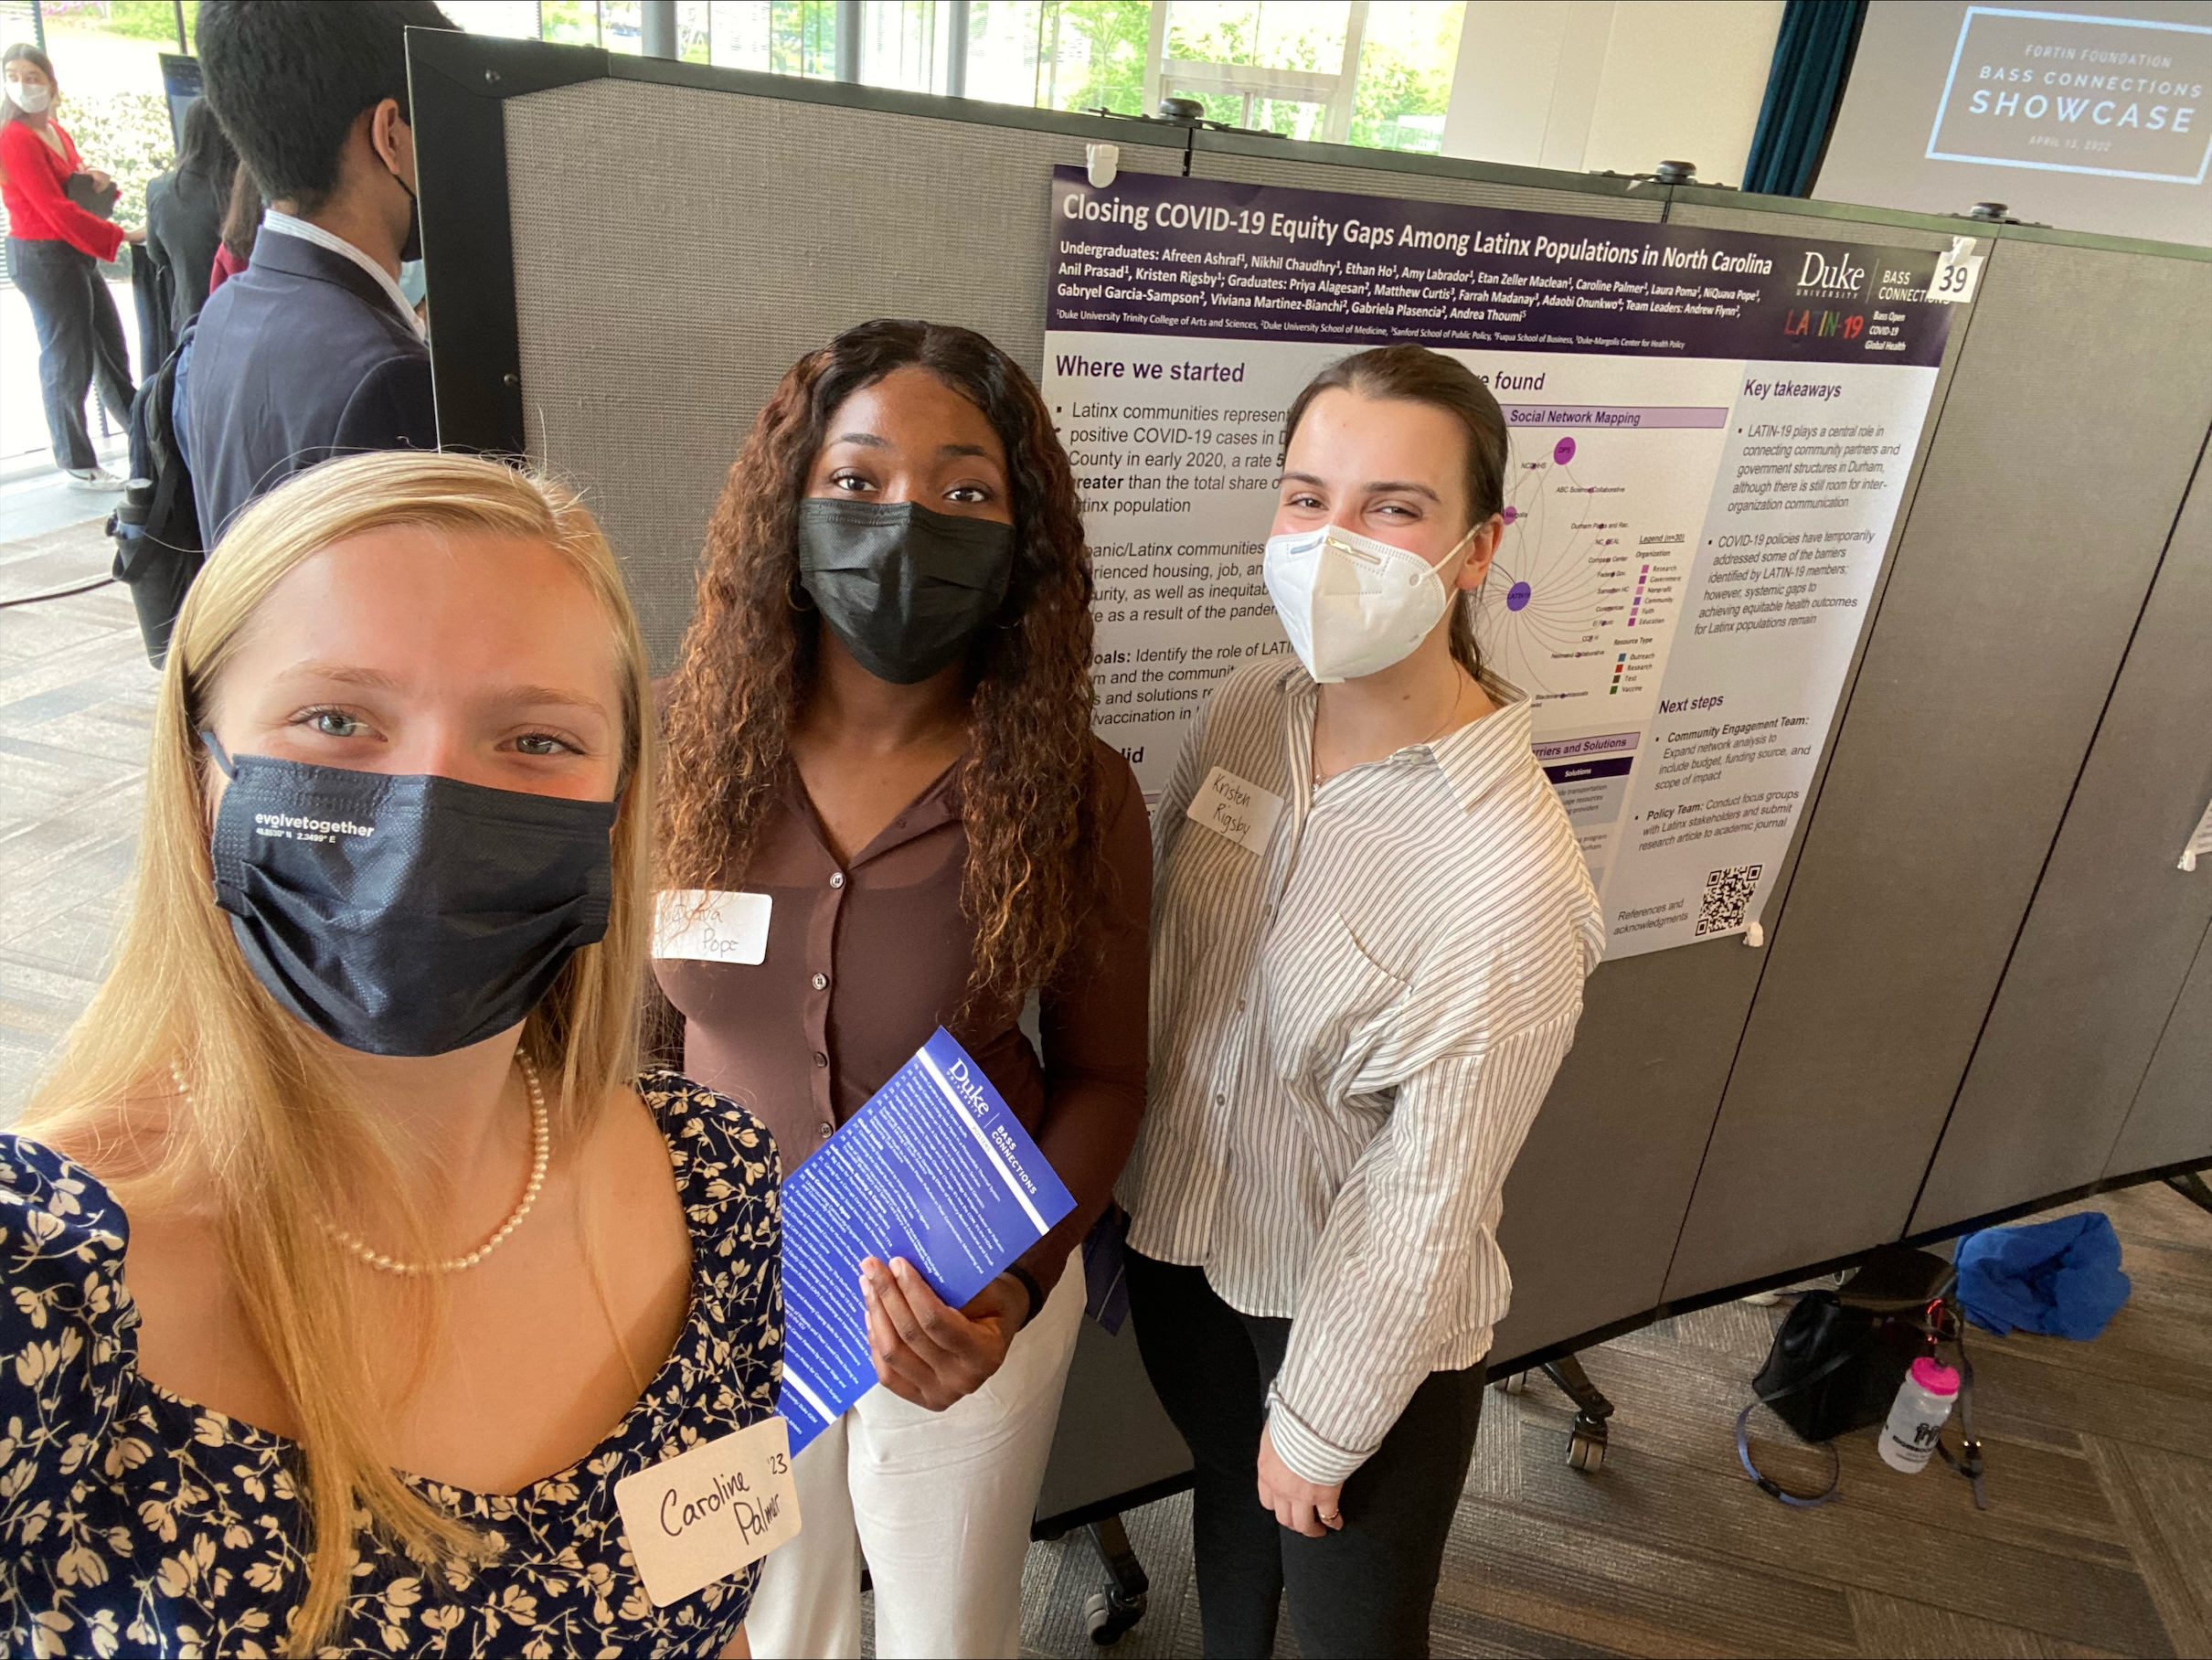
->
xmin=654 ymin=319 xmax=1150 ymax=1659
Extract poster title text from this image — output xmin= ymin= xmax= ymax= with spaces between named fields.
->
xmin=1063 ymin=191 xmax=1775 ymax=272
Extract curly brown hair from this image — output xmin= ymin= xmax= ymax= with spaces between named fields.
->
xmin=657 ymin=319 xmax=1105 ymax=1007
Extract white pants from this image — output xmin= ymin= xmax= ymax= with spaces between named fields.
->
xmin=748 ymin=1250 xmax=1086 ymax=1659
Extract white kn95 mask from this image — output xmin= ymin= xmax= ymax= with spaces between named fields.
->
xmin=1263 ymin=520 xmax=1478 ymax=684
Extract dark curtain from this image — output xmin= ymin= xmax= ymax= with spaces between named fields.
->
xmin=1742 ymin=0 xmax=1869 ymax=197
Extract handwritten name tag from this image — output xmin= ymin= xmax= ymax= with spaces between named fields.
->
xmin=1187 ymin=766 xmax=1285 ymax=855
xmin=653 ymin=889 xmax=771 ymax=965
xmin=613 ymin=1415 xmax=803 ymax=1608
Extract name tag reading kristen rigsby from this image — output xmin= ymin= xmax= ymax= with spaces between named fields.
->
xmin=1188 ymin=766 xmax=1285 ymax=856
xmin=652 ymin=889 xmax=771 ymax=965
xmin=613 ymin=1415 xmax=802 ymax=1607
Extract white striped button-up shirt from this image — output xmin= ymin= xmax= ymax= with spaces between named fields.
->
xmin=1121 ymin=660 xmax=1603 ymax=1485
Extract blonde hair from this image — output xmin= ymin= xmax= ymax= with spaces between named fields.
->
xmin=19 ymin=451 xmax=654 ymax=1655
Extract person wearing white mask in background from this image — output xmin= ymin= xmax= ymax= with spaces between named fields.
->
xmin=0 ymin=42 xmax=143 ymax=490
xmin=1118 ymin=345 xmax=1603 ymax=1658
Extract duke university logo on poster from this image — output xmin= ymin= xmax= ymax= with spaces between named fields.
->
xmin=1794 ymin=250 xmax=1870 ymax=301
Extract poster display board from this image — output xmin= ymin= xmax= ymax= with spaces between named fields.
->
xmin=1042 ymin=166 xmax=1961 ymax=958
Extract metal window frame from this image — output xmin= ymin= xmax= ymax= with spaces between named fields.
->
xmin=19 ymin=0 xmax=189 ymax=51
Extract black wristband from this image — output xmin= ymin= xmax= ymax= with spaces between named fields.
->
xmin=1004 ymin=1263 xmax=1046 ymax=1328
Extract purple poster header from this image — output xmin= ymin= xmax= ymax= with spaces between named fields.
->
xmin=1048 ymin=167 xmax=1958 ymax=367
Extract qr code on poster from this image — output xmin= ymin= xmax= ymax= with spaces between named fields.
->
xmin=1695 ymin=864 xmax=1764 ymax=936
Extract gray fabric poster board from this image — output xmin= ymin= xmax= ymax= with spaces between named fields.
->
xmin=409 ymin=30 xmax=2212 ymax=1529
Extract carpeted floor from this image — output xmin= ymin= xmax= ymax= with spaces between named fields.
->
xmin=1005 ymin=1178 xmax=2212 ymax=1658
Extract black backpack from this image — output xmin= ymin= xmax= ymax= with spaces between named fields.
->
xmin=108 ymin=322 xmax=204 ymax=667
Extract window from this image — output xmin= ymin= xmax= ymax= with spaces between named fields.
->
xmin=1348 ymin=2 xmax=1461 ymax=154
xmin=1159 ymin=2 xmax=1462 ymax=153
xmin=438 ymin=1 xmax=1461 ymax=151
xmin=1163 ymin=1 xmax=1354 ymax=140
xmin=24 ymin=0 xmax=192 ymax=230
xmin=855 ymin=0 xmax=950 ymax=92
xmin=441 ymin=1 xmax=541 ymax=40
xmin=600 ymin=0 xmax=643 ymax=54
xmin=965 ymin=3 xmax=1150 ymax=113
xmin=710 ymin=3 xmax=838 ymax=77
xmin=538 ymin=1 xmax=604 ymax=48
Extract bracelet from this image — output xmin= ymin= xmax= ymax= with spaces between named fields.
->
xmin=1004 ymin=1264 xmax=1046 ymax=1328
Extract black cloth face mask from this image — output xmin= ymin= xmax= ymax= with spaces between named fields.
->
xmin=796 ymin=498 xmax=1016 ymax=686
xmin=203 ymin=737 xmax=617 ymax=1058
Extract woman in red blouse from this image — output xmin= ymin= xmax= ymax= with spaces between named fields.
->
xmin=2 ymin=44 xmax=141 ymax=489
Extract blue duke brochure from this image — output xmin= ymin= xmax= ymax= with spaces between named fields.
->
xmin=777 ymin=1028 xmax=1076 ymax=1450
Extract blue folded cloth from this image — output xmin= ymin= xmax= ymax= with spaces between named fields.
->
xmin=1956 ymin=1212 xmax=2132 ymax=1339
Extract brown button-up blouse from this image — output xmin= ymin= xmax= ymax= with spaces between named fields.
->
xmin=654 ymin=739 xmax=1151 ymax=1289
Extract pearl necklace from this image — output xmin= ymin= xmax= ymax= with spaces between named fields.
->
xmin=168 ymin=1055 xmax=550 ymax=1276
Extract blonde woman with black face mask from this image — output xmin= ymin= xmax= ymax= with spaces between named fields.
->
xmin=1 ymin=452 xmax=778 ymax=1658
xmin=1120 ymin=346 xmax=1604 ymax=1659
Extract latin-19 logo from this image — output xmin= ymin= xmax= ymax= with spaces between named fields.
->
xmin=1784 ymin=310 xmax=1866 ymax=340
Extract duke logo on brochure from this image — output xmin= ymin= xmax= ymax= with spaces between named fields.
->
xmin=941 ymin=1054 xmax=993 ymax=1121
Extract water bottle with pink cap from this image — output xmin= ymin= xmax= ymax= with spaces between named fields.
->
xmin=1879 ymin=1356 xmax=1961 ymax=1473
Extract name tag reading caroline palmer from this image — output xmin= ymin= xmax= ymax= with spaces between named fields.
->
xmin=1188 ymin=766 xmax=1285 ymax=856
xmin=613 ymin=1416 xmax=802 ymax=1608
xmin=653 ymin=889 xmax=771 ymax=965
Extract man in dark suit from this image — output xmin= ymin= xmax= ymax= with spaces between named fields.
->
xmin=187 ymin=0 xmax=454 ymax=548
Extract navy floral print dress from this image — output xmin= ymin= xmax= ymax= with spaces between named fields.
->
xmin=0 ymin=1073 xmax=781 ymax=1658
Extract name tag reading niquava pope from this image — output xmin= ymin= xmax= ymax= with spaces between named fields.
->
xmin=652 ymin=889 xmax=771 ymax=965
xmin=1188 ymin=766 xmax=1285 ymax=855
xmin=613 ymin=1415 xmax=802 ymax=1607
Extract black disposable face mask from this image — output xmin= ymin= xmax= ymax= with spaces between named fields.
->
xmin=796 ymin=498 xmax=1016 ymax=686
xmin=395 ymin=168 xmax=421 ymax=264
xmin=203 ymin=736 xmax=617 ymax=1058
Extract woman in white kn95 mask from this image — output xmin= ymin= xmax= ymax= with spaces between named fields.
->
xmin=1119 ymin=345 xmax=1604 ymax=1658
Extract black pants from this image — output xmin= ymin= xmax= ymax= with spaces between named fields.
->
xmin=1127 ymin=1250 xmax=1485 ymax=1659
xmin=8 ymin=235 xmax=135 ymax=472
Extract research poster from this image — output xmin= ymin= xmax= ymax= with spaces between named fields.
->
xmin=1040 ymin=166 xmax=1962 ymax=958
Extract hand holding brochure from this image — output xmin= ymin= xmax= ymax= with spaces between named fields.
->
xmin=777 ymin=1027 xmax=1076 ymax=1451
